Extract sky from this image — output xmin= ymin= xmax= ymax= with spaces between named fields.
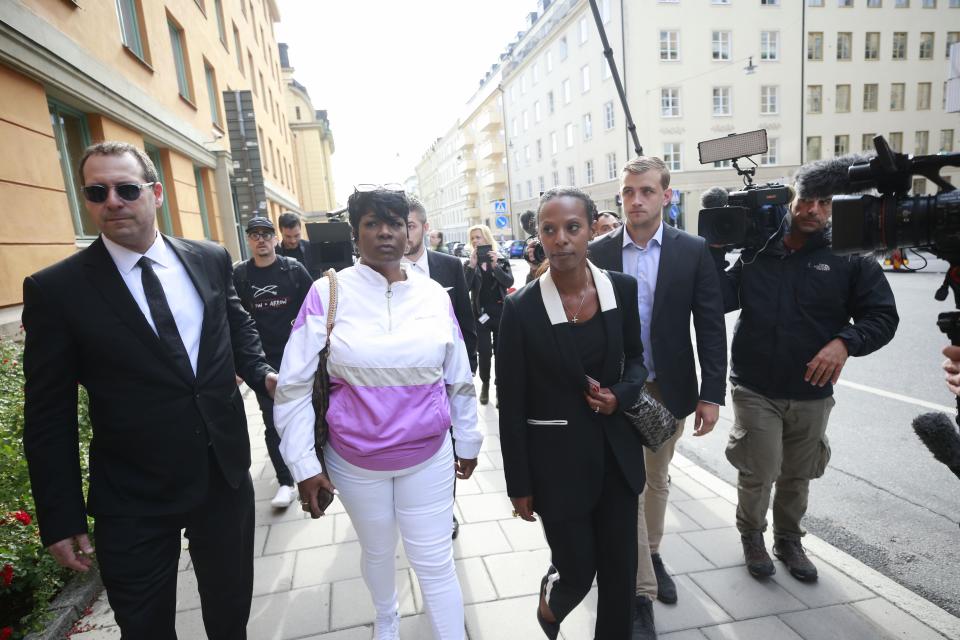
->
xmin=276 ymin=0 xmax=534 ymax=208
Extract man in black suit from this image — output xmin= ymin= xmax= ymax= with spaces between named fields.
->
xmin=589 ymin=156 xmax=727 ymax=640
xmin=22 ymin=141 xmax=276 ymax=639
xmin=404 ymin=197 xmax=477 ymax=539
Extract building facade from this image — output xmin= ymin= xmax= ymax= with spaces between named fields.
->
xmin=0 ymin=0 xmax=299 ymax=314
xmin=416 ymin=122 xmax=473 ymax=243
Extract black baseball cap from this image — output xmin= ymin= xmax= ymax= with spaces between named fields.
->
xmin=245 ymin=216 xmax=275 ymax=232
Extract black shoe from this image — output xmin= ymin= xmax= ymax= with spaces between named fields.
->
xmin=452 ymin=515 xmax=460 ymax=540
xmin=631 ymin=595 xmax=657 ymax=640
xmin=536 ymin=569 xmax=560 ymax=639
xmin=741 ymin=532 xmax=776 ymax=578
xmin=773 ymin=538 xmax=818 ymax=581
xmin=651 ymin=553 xmax=677 ymax=604
xmin=479 ymin=382 xmax=489 ymax=405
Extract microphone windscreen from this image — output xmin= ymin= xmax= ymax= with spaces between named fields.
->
xmin=701 ymin=186 xmax=729 ymax=209
xmin=912 ymin=412 xmax=960 ymax=479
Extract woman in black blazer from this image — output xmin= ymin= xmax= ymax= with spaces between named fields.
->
xmin=496 ymin=187 xmax=648 ymax=639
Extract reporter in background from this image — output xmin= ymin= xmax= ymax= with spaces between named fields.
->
xmin=712 ymin=155 xmax=898 ymax=582
xmin=592 ymin=210 xmax=621 ymax=238
xmin=277 ymin=212 xmax=321 ymax=280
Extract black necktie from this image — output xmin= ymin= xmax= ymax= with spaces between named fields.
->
xmin=138 ymin=256 xmax=195 ymax=379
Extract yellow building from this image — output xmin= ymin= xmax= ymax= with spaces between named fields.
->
xmin=0 ymin=0 xmax=300 ymax=324
xmin=281 ymin=44 xmax=336 ymax=217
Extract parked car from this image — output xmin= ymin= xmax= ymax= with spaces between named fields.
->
xmin=508 ymin=239 xmax=526 ymax=258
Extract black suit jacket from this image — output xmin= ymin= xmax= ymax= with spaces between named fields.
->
xmin=589 ymin=224 xmax=727 ymax=419
xmin=22 ymin=236 xmax=273 ymax=546
xmin=464 ymin=257 xmax=514 ymax=319
xmin=496 ymin=264 xmax=648 ymax=521
xmin=427 ymin=250 xmax=478 ymax=373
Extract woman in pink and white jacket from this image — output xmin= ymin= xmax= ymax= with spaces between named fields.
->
xmin=275 ymin=187 xmax=481 ymax=640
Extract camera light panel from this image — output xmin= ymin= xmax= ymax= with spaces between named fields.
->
xmin=698 ymin=130 xmax=768 ymax=164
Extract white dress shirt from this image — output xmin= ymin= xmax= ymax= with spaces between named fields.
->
xmin=102 ymin=233 xmax=205 ymax=374
xmin=402 ymin=247 xmax=431 ymax=278
xmin=621 ymin=222 xmax=663 ymax=380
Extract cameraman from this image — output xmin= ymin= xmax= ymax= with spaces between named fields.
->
xmin=713 ymin=155 xmax=898 ymax=582
xmin=519 ymin=210 xmax=546 ymax=284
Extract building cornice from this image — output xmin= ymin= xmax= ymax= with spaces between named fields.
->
xmin=264 ymin=179 xmax=301 ymax=212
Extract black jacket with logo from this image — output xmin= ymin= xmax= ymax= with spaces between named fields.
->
xmin=714 ymin=229 xmax=898 ymax=400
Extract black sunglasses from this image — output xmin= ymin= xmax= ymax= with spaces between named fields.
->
xmin=82 ymin=182 xmax=155 ymax=203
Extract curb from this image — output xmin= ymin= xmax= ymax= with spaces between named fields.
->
xmin=24 ymin=566 xmax=102 ymax=640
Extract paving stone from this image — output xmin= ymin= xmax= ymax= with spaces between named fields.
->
xmin=294 ymin=542 xmax=364 ymax=588
xmin=671 ymin=497 xmax=736 ymax=530
xmin=483 ymin=549 xmax=553 ymax=598
xmin=252 ymin=552 xmax=298 ymax=596
xmin=177 ymin=549 xmax=191 ymax=571
xmin=333 ymin=513 xmax=358 ymax=544
xmin=408 ymin=557 xmax=498 ymax=612
xmin=302 ymin=627 xmax=372 ymax=640
xmin=663 ymin=503 xmax=704 ymax=534
xmin=480 ymin=434 xmax=502 ymax=451
xmin=666 ymin=485 xmax=694 ymax=503
xmin=701 ymin=616 xmax=804 ymax=640
xmin=669 ymin=472 xmax=720 ymax=500
xmin=770 ymin=557 xmax=875 ymax=608
xmin=465 ymin=594 xmax=544 ymax=640
xmin=453 ymin=475 xmax=483 ymax=496
xmin=263 ymin=516 xmax=336 ymax=554
xmin=681 ymin=527 xmax=748 ymax=569
xmin=329 ymin=570 xmax=415 ymax=629
xmin=399 ymin=613 xmax=443 ymax=639
xmin=555 ymin=586 xmax=598 ymax=639
xmin=175 ymin=570 xmax=201 ymax=611
xmin=254 ymin=525 xmax=269 ymax=557
xmin=254 ymin=476 xmax=281 ymax=501
xmin=455 ymin=491 xmax=514 ymax=523
xmin=473 ymin=469 xmax=508 ymax=493
xmin=70 ymin=626 xmax=121 ymax=639
xmin=73 ymin=592 xmax=115 ymax=630
xmin=781 ymin=603 xmax=899 ymax=640
xmin=255 ymin=498 xmax=341 ymax=526
xmin=657 ymin=533 xmax=716 ymax=575
xmin=851 ymin=598 xmax=949 ymax=640
xmin=660 ymin=630 xmax=709 ymax=640
xmin=690 ymin=566 xmax=806 ymax=620
xmin=498 ymin=517 xmax=551 ymax=552
xmin=653 ymin=575 xmax=733 ymax=633
xmin=484 ymin=449 xmax=504 ymax=470
xmin=247 ymin=584 xmax=331 ymax=639
xmin=453 ymin=520 xmax=513 ymax=559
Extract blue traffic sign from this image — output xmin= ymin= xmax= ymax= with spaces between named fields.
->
xmin=494 ymin=200 xmax=507 ymax=214
xmin=495 ymin=215 xmax=509 ymax=229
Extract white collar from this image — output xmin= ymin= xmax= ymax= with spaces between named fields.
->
xmin=539 ymin=260 xmax=617 ymax=326
xmin=622 ymin=221 xmax=664 ymax=250
xmin=355 ymin=261 xmax=411 ymax=287
xmin=402 ymin=248 xmax=429 ymax=274
xmin=102 ymin=231 xmax=170 ymax=275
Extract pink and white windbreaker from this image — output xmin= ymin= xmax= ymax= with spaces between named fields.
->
xmin=274 ymin=263 xmax=481 ymax=481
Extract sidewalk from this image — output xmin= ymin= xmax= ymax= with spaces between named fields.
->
xmin=71 ymin=385 xmax=960 ymax=640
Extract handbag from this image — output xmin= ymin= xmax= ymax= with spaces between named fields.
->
xmin=623 ymin=389 xmax=678 ymax=453
xmin=309 ymin=268 xmax=339 ymax=513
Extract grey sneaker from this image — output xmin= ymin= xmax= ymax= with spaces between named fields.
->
xmin=773 ymin=538 xmax=818 ymax=581
xmin=741 ymin=532 xmax=775 ymax=578
xmin=631 ymin=595 xmax=657 ymax=640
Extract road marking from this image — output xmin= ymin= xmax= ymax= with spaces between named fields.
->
xmin=837 ymin=379 xmax=957 ymax=414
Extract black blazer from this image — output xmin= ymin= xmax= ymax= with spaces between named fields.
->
xmin=496 ymin=264 xmax=648 ymax=522
xmin=22 ymin=236 xmax=273 ymax=547
xmin=464 ymin=257 xmax=514 ymax=319
xmin=427 ymin=250 xmax=478 ymax=373
xmin=589 ymin=224 xmax=727 ymax=419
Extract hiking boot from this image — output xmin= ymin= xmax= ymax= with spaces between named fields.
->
xmin=479 ymin=381 xmax=490 ymax=405
xmin=651 ymin=553 xmax=677 ymax=604
xmin=741 ymin=532 xmax=775 ymax=578
xmin=630 ymin=595 xmax=657 ymax=640
xmin=773 ymin=537 xmax=818 ymax=581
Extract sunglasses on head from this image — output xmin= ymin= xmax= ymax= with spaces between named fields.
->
xmin=354 ymin=183 xmax=404 ymax=193
xmin=82 ymin=182 xmax=155 ymax=203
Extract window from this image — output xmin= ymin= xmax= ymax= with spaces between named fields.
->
xmin=941 ymin=129 xmax=955 ymax=152
xmin=49 ymin=101 xmax=94 ymax=238
xmin=889 ymin=132 xmax=903 ymax=152
xmin=565 ymin=122 xmax=574 ymax=147
xmin=661 ymin=88 xmax=681 ymax=117
xmin=659 ymin=30 xmax=680 ymax=61
xmin=863 ymin=83 xmax=879 ymax=110
xmin=204 ymin=62 xmax=222 ymax=127
xmin=258 ymin=127 xmax=267 ymax=171
xmin=761 ymin=137 xmax=778 ymax=165
xmin=835 ymin=84 xmax=851 ymax=112
xmin=834 ymin=135 xmax=849 ymax=155
xmin=559 ymin=35 xmax=568 ymax=60
xmin=551 ymin=131 xmax=558 ymax=154
xmin=581 ymin=65 xmax=590 ymax=92
xmin=248 ymin=51 xmax=256 ymax=94
xmin=585 ymin=160 xmax=595 ymax=184
xmin=524 ymin=145 xmax=530 ymax=165
xmin=511 ymin=118 xmax=518 ymax=137
xmin=893 ymin=32 xmax=907 ymax=60
xmin=761 ymin=0 xmax=779 ymax=4
xmin=895 ymin=0 xmax=909 ymax=5
xmin=116 ymin=0 xmax=147 ymax=61
xmin=213 ymin=0 xmax=227 ymax=46
xmin=533 ymin=62 xmax=540 ymax=85
xmin=890 ymin=83 xmax=905 ymax=110
xmin=583 ymin=113 xmax=593 ymax=140
xmin=808 ymin=0 xmax=825 ymax=5
xmin=806 ymin=136 xmax=822 ymax=160
xmin=713 ymin=87 xmax=731 ymax=115
xmin=714 ymin=159 xmax=732 ymax=168
xmin=862 ymin=133 xmax=875 ymax=151
xmin=521 ymin=73 xmax=527 ymax=95
xmin=606 ymin=152 xmax=617 ymax=180
xmin=867 ymin=0 xmax=882 ymax=5
xmin=918 ymin=82 xmax=932 ymax=109
xmin=915 ymin=130 xmax=929 ymax=155
xmin=808 ymin=32 xmax=823 ymax=60
xmin=838 ymin=0 xmax=853 ymax=6
xmin=546 ymin=50 xmax=554 ymax=72
xmin=295 ymin=106 xmax=300 ymax=120
xmin=948 ymin=32 xmax=960 ymax=58
xmin=194 ymin=167 xmax=212 ymax=240
xmin=233 ymin=25 xmax=243 ymax=74
xmin=865 ymin=32 xmax=880 ymax=60
xmin=807 ymin=85 xmax=822 ymax=113
xmin=713 ymin=31 xmax=731 ymax=60
xmin=920 ymin=32 xmax=934 ymax=59
xmin=522 ymin=110 xmax=529 ymax=131
xmin=548 ymin=91 xmax=555 ymax=114
xmin=534 ymin=101 xmax=542 ymax=123
xmin=663 ymin=143 xmax=682 ymax=171
xmin=922 ymin=0 xmax=936 ymax=6
xmin=837 ymin=33 xmax=852 ymax=60
xmin=579 ymin=16 xmax=589 ymax=44
xmin=259 ymin=71 xmax=266 ymax=108
xmin=713 ymin=0 xmax=731 ymax=3
xmin=536 ymin=139 xmax=543 ymax=160
xmin=538 ymin=176 xmax=545 ymax=193
xmin=168 ymin=17 xmax=194 ymax=102
xmin=603 ymin=101 xmax=615 ymax=129
xmin=526 ymin=180 xmax=533 ymax=199
xmin=567 ymin=166 xmax=576 ymax=185
xmin=760 ymin=31 xmax=779 ymax=60
xmin=552 ymin=170 xmax=560 ymax=186
xmin=562 ymin=78 xmax=571 ymax=104
xmin=760 ymin=85 xmax=779 ymax=113
xmin=602 ymin=54 xmax=611 ymax=79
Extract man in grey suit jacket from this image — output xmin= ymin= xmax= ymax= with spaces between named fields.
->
xmin=589 ymin=156 xmax=727 ymax=640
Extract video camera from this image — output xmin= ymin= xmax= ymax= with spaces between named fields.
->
xmin=696 ymin=130 xmax=793 ymax=250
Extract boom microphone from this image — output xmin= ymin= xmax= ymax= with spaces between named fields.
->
xmin=912 ymin=412 xmax=960 ymax=480
xmin=700 ymin=186 xmax=729 ymax=209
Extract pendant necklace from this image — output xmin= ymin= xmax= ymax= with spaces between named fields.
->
xmin=560 ymin=269 xmax=590 ymax=323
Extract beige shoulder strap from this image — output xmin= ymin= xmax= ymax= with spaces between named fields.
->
xmin=324 ymin=268 xmax=338 ymax=349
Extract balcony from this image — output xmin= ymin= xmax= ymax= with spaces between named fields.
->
xmin=478 ymin=139 xmax=505 ymax=160
xmin=457 ymin=130 xmax=475 ymax=151
xmin=464 ymin=179 xmax=479 ymax=196
xmin=458 ymin=156 xmax=476 ymax=172
xmin=465 ymin=206 xmax=481 ymax=223
xmin=476 ymin=106 xmax=503 ymax=132
xmin=480 ymin=168 xmax=507 ymax=188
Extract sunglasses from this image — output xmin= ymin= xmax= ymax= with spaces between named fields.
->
xmin=82 ymin=182 xmax=156 ymax=203
xmin=354 ymin=183 xmax=404 ymax=193
xmin=247 ymin=231 xmax=275 ymax=240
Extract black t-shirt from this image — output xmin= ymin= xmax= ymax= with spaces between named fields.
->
xmin=243 ymin=260 xmax=305 ymax=368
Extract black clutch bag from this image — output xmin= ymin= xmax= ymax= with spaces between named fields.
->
xmin=623 ymin=389 xmax=678 ymax=452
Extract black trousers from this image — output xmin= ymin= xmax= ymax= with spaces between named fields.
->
xmin=95 ymin=450 xmax=255 ymax=639
xmin=256 ymin=391 xmax=293 ymax=487
xmin=477 ymin=313 xmax=501 ymax=384
xmin=540 ymin=442 xmax=639 ymax=640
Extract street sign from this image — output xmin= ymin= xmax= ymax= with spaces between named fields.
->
xmin=671 ymin=190 xmax=680 ymax=204
xmin=495 ymin=215 xmax=509 ymax=229
xmin=494 ymin=200 xmax=507 ymax=214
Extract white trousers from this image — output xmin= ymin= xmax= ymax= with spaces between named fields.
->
xmin=325 ymin=435 xmax=464 ymax=640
